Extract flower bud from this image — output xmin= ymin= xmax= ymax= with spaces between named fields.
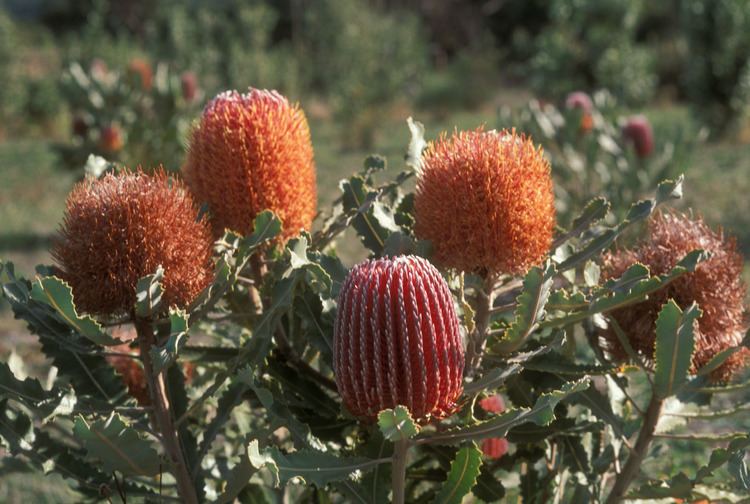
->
xmin=334 ymin=255 xmax=464 ymax=423
xmin=622 ymin=115 xmax=654 ymax=158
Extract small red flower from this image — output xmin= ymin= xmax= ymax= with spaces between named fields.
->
xmin=99 ymin=124 xmax=124 ymax=153
xmin=180 ymin=71 xmax=199 ymax=103
xmin=481 ymin=437 xmax=509 ymax=459
xmin=565 ymin=92 xmax=593 ymax=114
xmin=333 ymin=255 xmax=464 ymax=423
xmin=479 ymin=394 xmax=505 ymax=414
xmin=622 ymin=115 xmax=654 ymax=159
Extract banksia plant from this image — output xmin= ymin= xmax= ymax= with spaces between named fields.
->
xmin=600 ymin=211 xmax=749 ymax=381
xmin=183 ymin=88 xmax=317 ymax=241
xmin=333 ymin=255 xmax=464 ymax=423
xmin=51 ymin=169 xmax=214 ymax=317
xmin=622 ymin=114 xmax=654 ymax=158
xmin=414 ymin=128 xmax=555 ymax=277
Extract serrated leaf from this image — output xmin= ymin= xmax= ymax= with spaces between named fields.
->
xmin=73 ymin=413 xmax=161 ymax=476
xmin=363 ymin=154 xmax=386 ymax=176
xmin=341 ymin=176 xmax=398 ymax=254
xmin=150 ymin=308 xmax=189 ymax=374
xmin=495 ymin=261 xmax=555 ymax=353
xmin=418 ymin=379 xmax=588 ymax=445
xmin=0 ymin=361 xmax=76 ymax=423
xmin=30 ymin=277 xmax=116 ymax=345
xmin=434 ymin=445 xmax=482 ymax=504
xmin=248 ymin=440 xmax=380 ymax=488
xmin=728 ymin=451 xmax=750 ymax=490
xmin=569 ymin=383 xmax=625 ymax=438
xmin=654 ymin=301 xmax=700 ymax=399
xmin=378 ymin=406 xmax=420 ymax=441
xmin=134 ymin=266 xmax=164 ymax=318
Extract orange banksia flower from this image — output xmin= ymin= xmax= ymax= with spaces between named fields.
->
xmin=126 ymin=58 xmax=153 ymax=91
xmin=183 ymin=88 xmax=317 ymax=242
xmin=52 ymin=169 xmax=214 ymax=317
xmin=333 ymin=256 xmax=464 ymax=423
xmin=414 ymin=128 xmax=555 ymax=276
xmin=600 ymin=211 xmax=749 ymax=381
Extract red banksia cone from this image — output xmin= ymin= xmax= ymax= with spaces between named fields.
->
xmin=183 ymin=89 xmax=317 ymax=242
xmin=333 ymin=255 xmax=464 ymax=423
xmin=52 ymin=169 xmax=214 ymax=317
xmin=414 ymin=128 xmax=555 ymax=276
xmin=622 ymin=115 xmax=654 ymax=158
xmin=600 ymin=211 xmax=749 ymax=381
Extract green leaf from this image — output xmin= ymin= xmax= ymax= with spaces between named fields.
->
xmin=134 ymin=266 xmax=164 ymax=318
xmin=363 ymin=154 xmax=386 ymax=176
xmin=569 ymin=384 xmax=625 ymax=438
xmin=729 ymin=451 xmax=750 ymax=490
xmin=554 ymin=197 xmax=610 ymax=247
xmin=378 ymin=406 xmax=420 ymax=441
xmin=495 ymin=261 xmax=555 ymax=353
xmin=247 ymin=440 xmax=381 ymax=488
xmin=654 ymin=301 xmax=701 ymax=399
xmin=434 ymin=445 xmax=482 ymax=504
xmin=149 ymin=308 xmax=189 ymax=373
xmin=30 ymin=276 xmax=116 ymax=345
xmin=696 ymin=329 xmax=749 ymax=377
xmin=0 ymin=362 xmax=76 ymax=423
xmin=73 ymin=413 xmax=161 ymax=476
xmin=418 ymin=379 xmax=588 ymax=445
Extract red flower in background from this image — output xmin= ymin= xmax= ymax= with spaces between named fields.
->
xmin=98 ymin=124 xmax=124 ymax=152
xmin=127 ymin=58 xmax=153 ymax=91
xmin=333 ymin=255 xmax=464 ymax=423
xmin=481 ymin=437 xmax=509 ymax=459
xmin=622 ymin=115 xmax=654 ymax=158
xmin=180 ymin=71 xmax=199 ymax=103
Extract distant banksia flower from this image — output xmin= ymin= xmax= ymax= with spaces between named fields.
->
xmin=414 ymin=128 xmax=555 ymax=277
xmin=180 ymin=71 xmax=199 ymax=103
xmin=600 ymin=212 xmax=749 ymax=381
xmin=333 ymin=256 xmax=464 ymax=423
xmin=126 ymin=58 xmax=153 ymax=91
xmin=481 ymin=437 xmax=509 ymax=459
xmin=99 ymin=124 xmax=124 ymax=153
xmin=622 ymin=115 xmax=654 ymax=158
xmin=479 ymin=394 xmax=505 ymax=414
xmin=565 ymin=91 xmax=593 ymax=114
xmin=183 ymin=89 xmax=317 ymax=242
xmin=52 ymin=169 xmax=214 ymax=317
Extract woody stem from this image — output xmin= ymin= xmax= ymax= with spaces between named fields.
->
xmin=136 ymin=319 xmax=199 ymax=504
xmin=391 ymin=439 xmax=410 ymax=504
xmin=466 ymin=275 xmax=497 ymax=376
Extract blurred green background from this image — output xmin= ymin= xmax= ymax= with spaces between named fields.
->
xmin=1 ymin=0 xmax=750 ymax=500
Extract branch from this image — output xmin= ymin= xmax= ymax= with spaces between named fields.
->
xmin=136 ymin=319 xmax=199 ymax=504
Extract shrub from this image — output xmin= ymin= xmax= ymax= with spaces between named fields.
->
xmin=1 ymin=99 xmax=749 ymax=503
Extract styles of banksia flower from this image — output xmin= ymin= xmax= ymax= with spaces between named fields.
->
xmin=183 ymin=88 xmax=317 ymax=242
xmin=414 ymin=128 xmax=556 ymax=277
xmin=622 ymin=115 xmax=654 ymax=159
xmin=333 ymin=255 xmax=464 ymax=423
xmin=52 ymin=169 xmax=214 ymax=317
xmin=600 ymin=211 xmax=749 ymax=381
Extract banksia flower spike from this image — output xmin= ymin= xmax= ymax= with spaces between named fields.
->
xmin=414 ymin=128 xmax=555 ymax=277
xmin=99 ymin=124 xmax=124 ymax=153
xmin=183 ymin=88 xmax=317 ymax=242
xmin=52 ymin=169 xmax=214 ymax=317
xmin=481 ymin=437 xmax=509 ymax=460
xmin=622 ymin=115 xmax=654 ymax=159
xmin=600 ymin=211 xmax=749 ymax=381
xmin=479 ymin=394 xmax=505 ymax=414
xmin=333 ymin=255 xmax=464 ymax=423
